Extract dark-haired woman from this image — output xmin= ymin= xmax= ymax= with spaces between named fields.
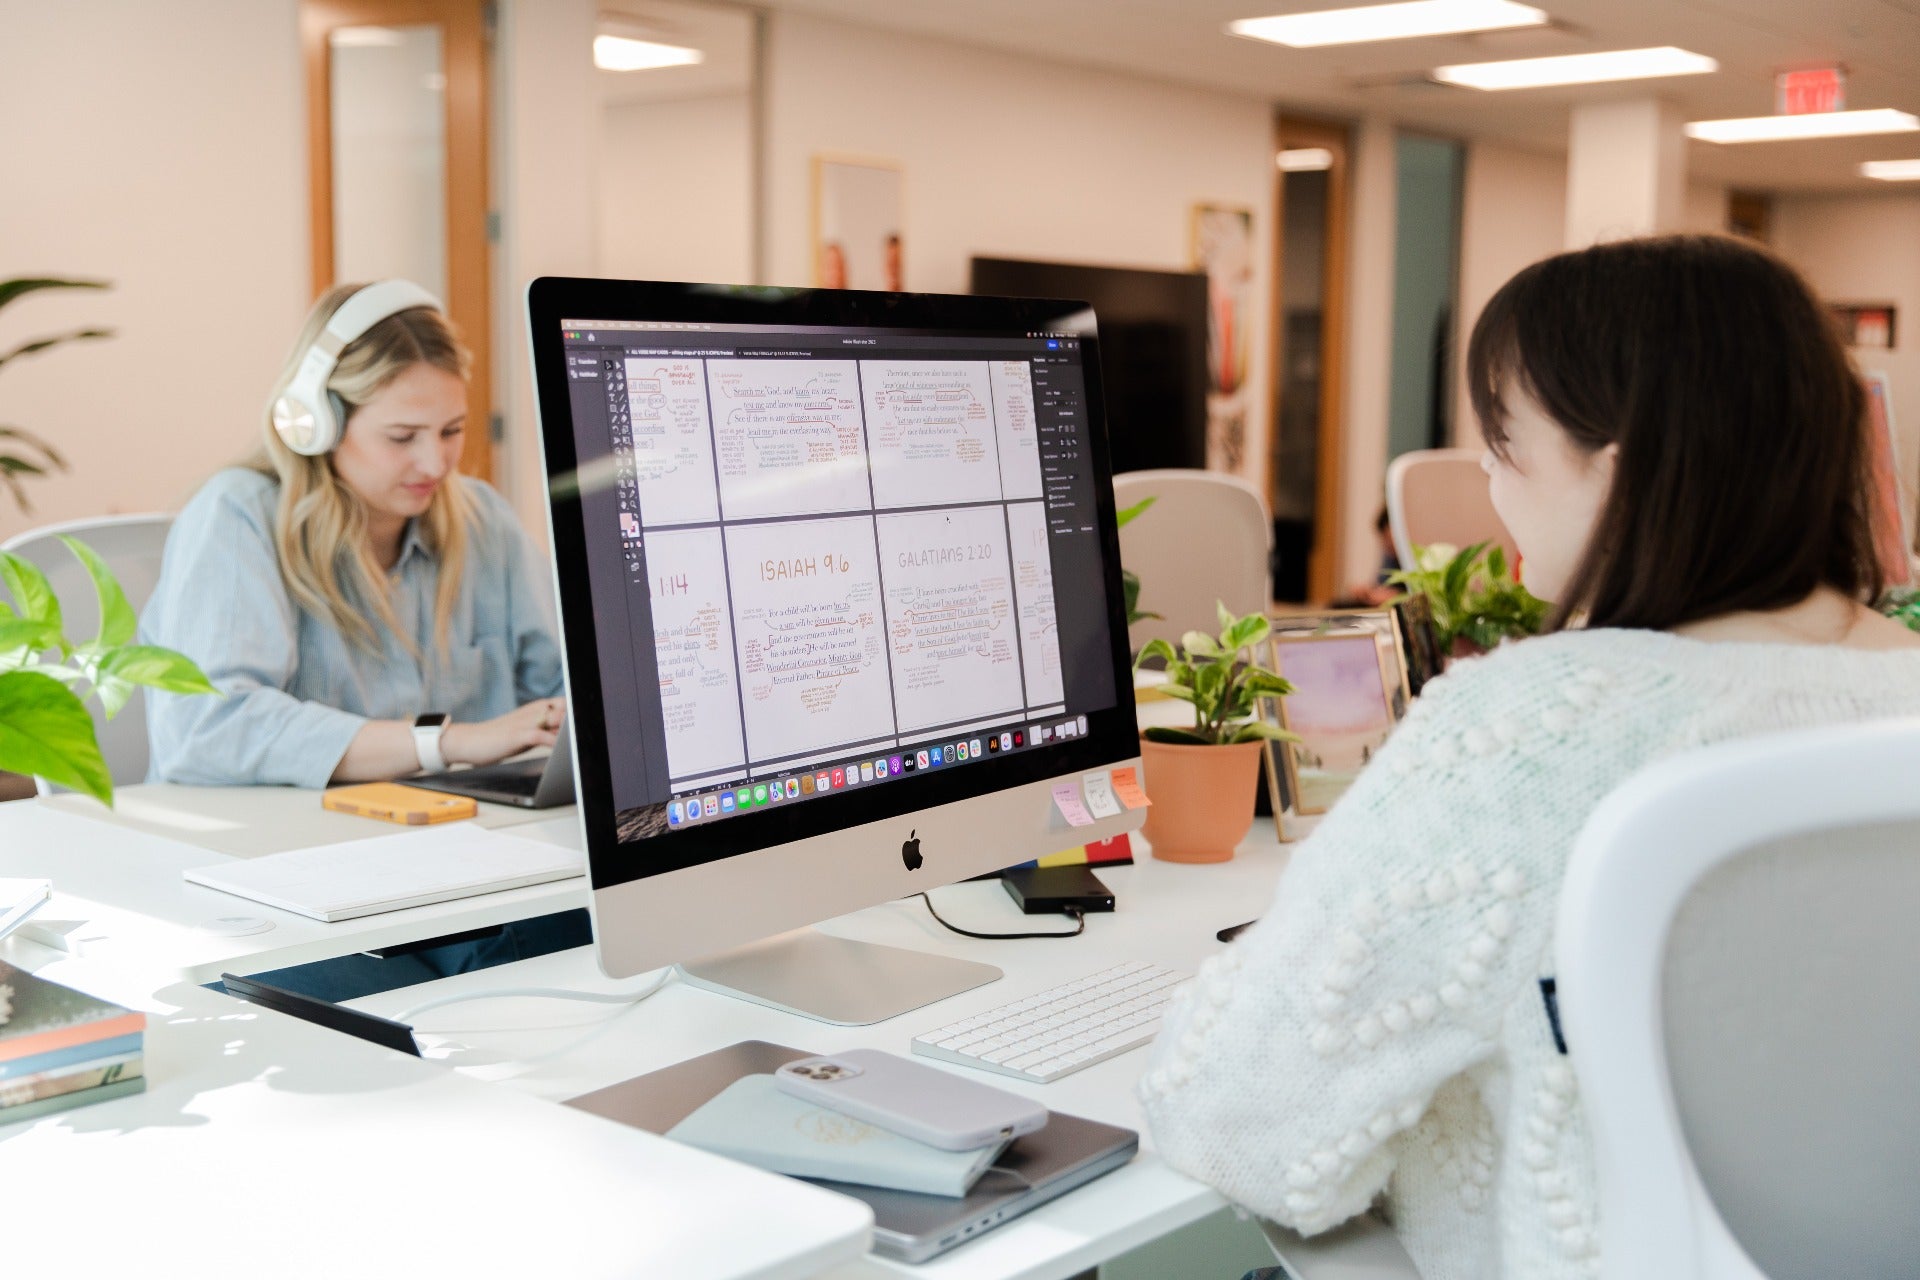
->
xmin=1138 ymin=235 xmax=1920 ymax=1280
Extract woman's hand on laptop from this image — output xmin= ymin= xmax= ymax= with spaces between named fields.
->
xmin=444 ymin=697 xmax=566 ymax=767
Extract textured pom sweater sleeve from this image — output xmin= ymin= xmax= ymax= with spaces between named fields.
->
xmin=1136 ymin=635 xmax=1671 ymax=1232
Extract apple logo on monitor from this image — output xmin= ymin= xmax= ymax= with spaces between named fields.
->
xmin=901 ymin=829 xmax=923 ymax=871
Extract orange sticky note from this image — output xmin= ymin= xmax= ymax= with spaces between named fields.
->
xmin=1111 ymin=766 xmax=1150 ymax=809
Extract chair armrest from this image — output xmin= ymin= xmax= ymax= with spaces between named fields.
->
xmin=1255 ymin=1214 xmax=1424 ymax=1280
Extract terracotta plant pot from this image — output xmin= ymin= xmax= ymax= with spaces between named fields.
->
xmin=1138 ymin=737 xmax=1266 ymax=863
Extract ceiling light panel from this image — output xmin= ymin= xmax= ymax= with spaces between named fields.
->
xmin=1434 ymin=46 xmax=1717 ymax=91
xmin=1685 ymin=109 xmax=1920 ymax=144
xmin=1277 ymin=148 xmax=1335 ymax=171
xmin=593 ymin=34 xmax=704 ymax=72
xmin=1228 ymin=0 xmax=1545 ymax=49
xmin=1862 ymin=159 xmax=1920 ymax=181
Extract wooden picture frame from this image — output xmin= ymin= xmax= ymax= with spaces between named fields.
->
xmin=1269 ymin=628 xmax=1407 ymax=816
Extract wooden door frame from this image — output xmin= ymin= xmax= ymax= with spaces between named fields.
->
xmin=1269 ymin=115 xmax=1352 ymax=605
xmin=300 ymin=0 xmax=493 ymax=481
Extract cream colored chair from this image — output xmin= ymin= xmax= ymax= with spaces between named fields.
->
xmin=1 ymin=513 xmax=174 ymax=793
xmin=1112 ymin=468 xmax=1270 ymax=650
xmin=1384 ymin=448 xmax=1512 ymax=571
xmin=1558 ymin=719 xmax=1920 ymax=1280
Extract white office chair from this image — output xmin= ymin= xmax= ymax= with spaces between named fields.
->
xmin=1383 ymin=449 xmax=1513 ymax=572
xmin=1 ymin=513 xmax=174 ymax=794
xmin=1558 ymin=719 xmax=1920 ymax=1280
xmin=1113 ymin=468 xmax=1271 ymax=650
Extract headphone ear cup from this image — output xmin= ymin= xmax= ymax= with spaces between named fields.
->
xmin=324 ymin=391 xmax=350 ymax=452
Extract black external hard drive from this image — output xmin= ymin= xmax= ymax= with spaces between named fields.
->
xmin=999 ymin=865 xmax=1115 ymax=915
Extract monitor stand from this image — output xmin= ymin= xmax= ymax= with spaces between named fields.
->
xmin=677 ymin=927 xmax=1002 ymax=1026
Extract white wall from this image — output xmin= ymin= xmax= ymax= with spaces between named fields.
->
xmin=758 ymin=11 xmax=1274 ymax=491
xmin=598 ymin=93 xmax=753 ymax=287
xmin=0 ymin=1 xmax=307 ymax=542
xmin=1773 ymin=191 xmax=1920 ymax=533
xmin=1340 ymin=116 xmax=1398 ymax=587
xmin=1451 ymin=141 xmax=1566 ymax=445
xmin=494 ymin=0 xmax=601 ymax=544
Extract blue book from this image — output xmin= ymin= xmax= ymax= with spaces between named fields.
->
xmin=0 ymin=1031 xmax=144 ymax=1081
xmin=668 ymin=1074 xmax=1009 ymax=1197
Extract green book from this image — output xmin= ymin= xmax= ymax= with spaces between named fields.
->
xmin=0 ymin=1075 xmax=145 ymax=1128
xmin=669 ymin=1074 xmax=1008 ymax=1197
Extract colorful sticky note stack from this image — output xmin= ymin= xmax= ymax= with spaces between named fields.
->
xmin=1009 ymin=832 xmax=1135 ymax=873
xmin=0 ymin=961 xmax=146 ymax=1126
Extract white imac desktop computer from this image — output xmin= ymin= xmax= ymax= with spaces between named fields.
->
xmin=527 ymin=278 xmax=1145 ymax=1025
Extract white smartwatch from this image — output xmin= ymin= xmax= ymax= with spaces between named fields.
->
xmin=412 ymin=712 xmax=451 ymax=774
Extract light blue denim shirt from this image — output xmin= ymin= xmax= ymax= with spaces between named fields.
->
xmin=143 ymin=468 xmax=564 ymax=788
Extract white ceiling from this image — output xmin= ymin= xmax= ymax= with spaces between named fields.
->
xmin=747 ymin=0 xmax=1920 ymax=193
xmin=596 ymin=0 xmax=754 ymax=106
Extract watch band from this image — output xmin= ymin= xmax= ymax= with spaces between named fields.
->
xmin=412 ymin=716 xmax=449 ymax=773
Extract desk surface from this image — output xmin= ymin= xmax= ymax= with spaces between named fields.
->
xmin=1 ymin=788 xmax=587 ymax=985
xmin=0 ymin=960 xmax=871 ymax=1279
xmin=346 ymin=831 xmax=1299 ymax=1280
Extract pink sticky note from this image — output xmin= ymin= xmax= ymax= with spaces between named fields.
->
xmin=1052 ymin=782 xmax=1095 ymax=827
xmin=1111 ymin=766 xmax=1151 ymax=809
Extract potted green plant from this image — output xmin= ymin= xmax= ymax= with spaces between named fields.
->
xmin=1 ymin=541 xmax=216 ymax=805
xmin=1387 ymin=540 xmax=1547 ymax=660
xmin=1132 ymin=604 xmax=1294 ymax=863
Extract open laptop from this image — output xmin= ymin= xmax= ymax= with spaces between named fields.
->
xmin=565 ymin=1040 xmax=1138 ymax=1263
xmin=410 ymin=730 xmax=575 ymax=809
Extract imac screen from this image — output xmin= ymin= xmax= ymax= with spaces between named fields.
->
xmin=537 ymin=288 xmax=1134 ymax=886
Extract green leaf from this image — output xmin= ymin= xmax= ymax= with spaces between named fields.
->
xmin=1239 ymin=670 xmax=1294 ymax=698
xmin=1143 ymin=725 xmax=1215 ymax=746
xmin=92 ymin=644 xmax=218 ymax=720
xmin=1193 ymin=660 xmax=1228 ymax=704
xmin=0 ymin=327 xmax=113 ymax=374
xmin=1216 ymin=600 xmax=1236 ymax=634
xmin=1228 ymin=720 xmax=1299 ymax=744
xmin=58 ymin=535 xmax=136 ymax=647
xmin=0 ymin=668 xmax=110 ymax=804
xmin=1180 ymin=630 xmax=1223 ymax=658
xmin=0 ymin=277 xmax=109 ymax=313
xmin=1115 ymin=496 xmax=1156 ymax=529
xmin=1156 ymin=682 xmax=1197 ymax=704
xmin=1222 ymin=613 xmax=1271 ymax=655
xmin=1485 ymin=543 xmax=1507 ymax=582
xmin=1134 ymin=637 xmax=1178 ymax=670
xmin=0 ymin=617 xmax=58 ymax=656
xmin=0 ymin=550 xmax=62 ymax=637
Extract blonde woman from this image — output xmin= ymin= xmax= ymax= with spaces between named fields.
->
xmin=144 ymin=281 xmax=565 ymax=788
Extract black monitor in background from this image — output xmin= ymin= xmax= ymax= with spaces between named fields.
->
xmin=969 ymin=257 xmax=1208 ymax=475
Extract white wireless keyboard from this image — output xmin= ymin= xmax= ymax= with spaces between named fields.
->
xmin=911 ymin=960 xmax=1189 ymax=1083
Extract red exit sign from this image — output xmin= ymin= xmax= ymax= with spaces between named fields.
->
xmin=1776 ymin=67 xmax=1847 ymax=115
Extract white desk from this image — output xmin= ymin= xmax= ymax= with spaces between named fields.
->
xmin=346 ymin=828 xmax=1299 ymax=1280
xmin=0 ymin=788 xmax=587 ymax=985
xmin=0 ymin=954 xmax=872 ymax=1279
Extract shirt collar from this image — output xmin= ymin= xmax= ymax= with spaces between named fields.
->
xmin=397 ymin=519 xmax=432 ymax=567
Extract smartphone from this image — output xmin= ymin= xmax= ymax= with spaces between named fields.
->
xmin=773 ymin=1049 xmax=1048 ymax=1151
xmin=322 ymin=782 xmax=477 ymax=825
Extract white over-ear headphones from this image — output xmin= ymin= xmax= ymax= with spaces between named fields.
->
xmin=269 ymin=279 xmax=445 ymax=456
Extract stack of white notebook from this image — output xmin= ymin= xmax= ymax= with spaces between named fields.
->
xmin=183 ymin=825 xmax=583 ymax=922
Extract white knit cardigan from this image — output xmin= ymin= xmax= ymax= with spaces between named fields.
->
xmin=1138 ymin=627 xmax=1920 ymax=1280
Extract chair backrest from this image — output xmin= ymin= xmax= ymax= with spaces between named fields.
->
xmin=1 ymin=513 xmax=175 ymax=794
xmin=1384 ymin=448 xmax=1513 ymax=571
xmin=1112 ymin=468 xmax=1271 ymax=651
xmin=1558 ymin=720 xmax=1920 ymax=1280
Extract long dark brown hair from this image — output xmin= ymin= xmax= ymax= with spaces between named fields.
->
xmin=1467 ymin=234 xmax=1882 ymax=632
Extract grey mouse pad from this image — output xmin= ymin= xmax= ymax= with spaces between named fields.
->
xmin=566 ymin=1040 xmax=1139 ymax=1264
